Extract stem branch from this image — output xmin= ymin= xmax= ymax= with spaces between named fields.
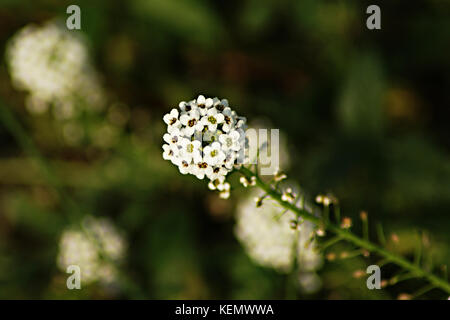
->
xmin=239 ymin=166 xmax=450 ymax=294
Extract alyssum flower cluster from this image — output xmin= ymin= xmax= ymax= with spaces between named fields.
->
xmin=162 ymin=95 xmax=247 ymax=198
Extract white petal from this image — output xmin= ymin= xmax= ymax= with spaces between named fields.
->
xmin=195 ymin=122 xmax=204 ymax=132
xmin=223 ymin=107 xmax=232 ymax=116
xmin=170 ymin=108 xmax=179 ymax=118
xmin=192 ymin=140 xmax=201 ymax=148
xmin=203 ymin=146 xmax=212 ymax=154
xmin=197 ymin=95 xmax=206 ymax=105
xmin=180 ymin=114 xmax=189 ymax=125
xmin=230 ymin=129 xmax=240 ymax=140
xmin=215 ymin=113 xmax=224 ymax=123
xmin=211 ymin=142 xmax=221 ymax=150
xmin=205 ymin=98 xmax=213 ymax=107
xmin=163 ymin=114 xmax=171 ymax=124
xmin=218 ymin=134 xmax=227 ymax=144
xmin=191 ymin=110 xmax=200 ymax=119
xmin=163 ymin=133 xmax=171 ymax=144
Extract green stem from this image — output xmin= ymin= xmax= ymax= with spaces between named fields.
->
xmin=239 ymin=166 xmax=450 ymax=295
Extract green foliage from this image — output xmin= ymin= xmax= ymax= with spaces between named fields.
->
xmin=0 ymin=0 xmax=449 ymax=299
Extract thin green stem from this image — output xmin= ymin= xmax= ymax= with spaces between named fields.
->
xmin=333 ymin=204 xmax=341 ymax=224
xmin=239 ymin=166 xmax=450 ymax=295
xmin=411 ymin=284 xmax=436 ymax=299
xmin=320 ymin=236 xmax=343 ymax=251
xmin=414 ymin=231 xmax=422 ymax=266
xmin=362 ymin=215 xmax=369 ymax=241
xmin=376 ymin=223 xmax=386 ymax=246
xmin=388 ymin=273 xmax=419 ymax=286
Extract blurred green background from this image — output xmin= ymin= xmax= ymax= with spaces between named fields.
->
xmin=0 ymin=0 xmax=449 ymax=299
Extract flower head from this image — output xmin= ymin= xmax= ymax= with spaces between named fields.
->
xmin=6 ymin=20 xmax=105 ymax=114
xmin=235 ymin=188 xmax=323 ymax=293
xmin=57 ymin=216 xmax=126 ymax=285
xmin=162 ymin=95 xmax=247 ymax=197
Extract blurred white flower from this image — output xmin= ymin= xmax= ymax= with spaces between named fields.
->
xmin=5 ymin=20 xmax=105 ymax=115
xmin=247 ymin=120 xmax=291 ymax=176
xmin=57 ymin=216 xmax=126 ymax=285
xmin=235 ymin=189 xmax=323 ymax=293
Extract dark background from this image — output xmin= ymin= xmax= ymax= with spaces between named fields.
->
xmin=0 ymin=0 xmax=449 ymax=299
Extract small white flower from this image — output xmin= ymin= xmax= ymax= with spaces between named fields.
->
xmin=203 ymin=142 xmax=226 ymax=166
xmin=235 ymin=114 xmax=247 ymax=129
xmin=240 ymin=176 xmax=249 ymax=187
xmin=201 ymin=108 xmax=224 ymax=132
xmin=221 ymin=107 xmax=236 ymax=132
xmin=178 ymin=160 xmax=194 ymax=175
xmin=196 ymin=95 xmax=213 ymax=116
xmin=219 ymin=191 xmax=230 ymax=199
xmin=213 ymin=98 xmax=229 ymax=112
xmin=223 ymin=151 xmax=237 ymax=169
xmin=274 ymin=168 xmax=288 ymax=182
xmin=217 ymin=181 xmax=230 ymax=192
xmin=193 ymin=161 xmax=209 ymax=179
xmin=218 ymin=182 xmax=231 ymax=199
xmin=180 ymin=110 xmax=203 ymax=136
xmin=208 ymin=176 xmax=226 ymax=190
xmin=162 ymin=144 xmax=180 ymax=165
xmin=281 ymin=188 xmax=296 ymax=203
xmin=201 ymin=129 xmax=221 ymax=144
xmin=213 ymin=180 xmax=230 ymax=199
xmin=163 ymin=127 xmax=183 ymax=146
xmin=179 ymin=100 xmax=197 ymax=113
xmin=219 ymin=130 xmax=241 ymax=152
xmin=179 ymin=138 xmax=202 ymax=163
xmin=163 ymin=108 xmax=181 ymax=132
xmin=206 ymin=166 xmax=228 ymax=181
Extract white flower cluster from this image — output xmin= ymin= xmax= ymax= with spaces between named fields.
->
xmin=162 ymin=95 xmax=247 ymax=198
xmin=57 ymin=216 xmax=126 ymax=285
xmin=6 ymin=20 xmax=104 ymax=115
xmin=235 ymin=189 xmax=323 ymax=293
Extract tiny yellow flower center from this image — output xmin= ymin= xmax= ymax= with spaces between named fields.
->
xmin=186 ymin=144 xmax=194 ymax=153
xmin=210 ymin=150 xmax=218 ymax=157
xmin=208 ymin=116 xmax=217 ymax=124
xmin=188 ymin=119 xmax=196 ymax=127
xmin=170 ymin=118 xmax=177 ymax=125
